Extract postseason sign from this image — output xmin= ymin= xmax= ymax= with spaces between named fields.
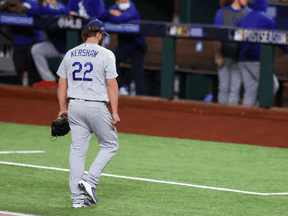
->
xmin=248 ymin=0 xmax=288 ymax=6
xmin=233 ymin=29 xmax=288 ymax=45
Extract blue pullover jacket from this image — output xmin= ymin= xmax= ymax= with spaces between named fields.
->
xmin=25 ymin=0 xmax=70 ymax=53
xmin=67 ymin=0 xmax=105 ymax=18
xmin=26 ymin=0 xmax=71 ymax=16
xmin=99 ymin=0 xmax=145 ymax=49
xmin=12 ymin=0 xmax=44 ymax=46
xmin=237 ymin=0 xmax=276 ymax=61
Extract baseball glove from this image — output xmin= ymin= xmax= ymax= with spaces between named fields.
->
xmin=51 ymin=115 xmax=70 ymax=137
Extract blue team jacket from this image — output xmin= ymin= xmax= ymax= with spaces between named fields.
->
xmin=67 ymin=0 xmax=105 ymax=18
xmin=12 ymin=0 xmax=44 ymax=46
xmin=99 ymin=1 xmax=146 ymax=49
xmin=25 ymin=1 xmax=70 ymax=53
xmin=26 ymin=1 xmax=71 ymax=16
xmin=237 ymin=0 xmax=277 ymax=62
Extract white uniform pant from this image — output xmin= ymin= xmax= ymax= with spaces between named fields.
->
xmin=68 ymin=99 xmax=118 ymax=204
xmin=217 ymin=58 xmax=242 ymax=105
xmin=238 ymin=61 xmax=279 ymax=106
xmin=31 ymin=41 xmax=63 ymax=81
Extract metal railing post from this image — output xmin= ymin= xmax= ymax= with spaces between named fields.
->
xmin=160 ymin=37 xmax=175 ymax=99
xmin=259 ymin=44 xmax=274 ymax=108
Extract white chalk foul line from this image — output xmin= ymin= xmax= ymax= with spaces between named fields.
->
xmin=0 ymin=210 xmax=41 ymax=216
xmin=0 ymin=151 xmax=45 ymax=154
xmin=0 ymin=161 xmax=287 ymax=196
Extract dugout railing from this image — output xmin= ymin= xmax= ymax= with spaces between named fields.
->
xmin=0 ymin=13 xmax=288 ymax=108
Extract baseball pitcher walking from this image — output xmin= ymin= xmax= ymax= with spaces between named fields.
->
xmin=56 ymin=19 xmax=120 ymax=208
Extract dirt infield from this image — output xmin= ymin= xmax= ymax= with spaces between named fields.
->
xmin=0 ymin=84 xmax=288 ymax=148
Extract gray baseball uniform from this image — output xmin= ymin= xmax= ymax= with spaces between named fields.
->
xmin=218 ymin=58 xmax=242 ymax=104
xmin=237 ymin=0 xmax=280 ymax=106
xmin=238 ymin=62 xmax=279 ymax=106
xmin=57 ymin=42 xmax=119 ymax=204
xmin=215 ymin=6 xmax=251 ymax=104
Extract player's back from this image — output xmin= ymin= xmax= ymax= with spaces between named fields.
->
xmin=60 ymin=43 xmax=117 ymax=102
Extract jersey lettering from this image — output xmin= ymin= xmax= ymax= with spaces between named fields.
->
xmin=72 ymin=62 xmax=93 ymax=81
xmin=71 ymin=49 xmax=99 ymax=58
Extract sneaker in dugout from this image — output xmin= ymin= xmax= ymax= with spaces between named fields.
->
xmin=73 ymin=199 xmax=91 ymax=208
xmin=118 ymin=86 xmax=129 ymax=96
xmin=78 ymin=179 xmax=98 ymax=205
xmin=34 ymin=80 xmax=57 ymax=88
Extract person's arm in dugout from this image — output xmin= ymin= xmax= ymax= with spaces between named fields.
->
xmin=98 ymin=5 xmax=117 ymax=21
xmin=213 ymin=9 xmax=224 ymax=67
xmin=107 ymin=6 xmax=138 ymax=23
xmin=26 ymin=3 xmax=71 ymax=16
xmin=0 ymin=1 xmax=9 ymax=11
xmin=7 ymin=0 xmax=38 ymax=13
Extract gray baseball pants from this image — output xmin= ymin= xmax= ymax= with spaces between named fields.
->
xmin=217 ymin=58 xmax=242 ymax=105
xmin=31 ymin=41 xmax=63 ymax=81
xmin=67 ymin=99 xmax=118 ymax=204
xmin=238 ymin=62 xmax=279 ymax=106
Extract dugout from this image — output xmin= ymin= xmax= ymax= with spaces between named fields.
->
xmin=1 ymin=0 xmax=288 ymax=107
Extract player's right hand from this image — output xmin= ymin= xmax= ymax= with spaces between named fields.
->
xmin=58 ymin=110 xmax=68 ymax=117
xmin=111 ymin=112 xmax=120 ymax=127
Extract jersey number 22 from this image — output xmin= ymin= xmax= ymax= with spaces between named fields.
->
xmin=72 ymin=62 xmax=93 ymax=81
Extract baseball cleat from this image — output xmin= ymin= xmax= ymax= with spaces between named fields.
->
xmin=73 ymin=199 xmax=91 ymax=208
xmin=118 ymin=86 xmax=129 ymax=96
xmin=78 ymin=179 xmax=98 ymax=205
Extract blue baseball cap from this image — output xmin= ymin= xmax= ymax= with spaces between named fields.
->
xmin=87 ymin=19 xmax=109 ymax=36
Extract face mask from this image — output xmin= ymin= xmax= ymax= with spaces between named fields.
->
xmin=118 ymin=1 xmax=130 ymax=11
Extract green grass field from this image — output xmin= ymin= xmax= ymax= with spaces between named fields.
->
xmin=0 ymin=122 xmax=288 ymax=216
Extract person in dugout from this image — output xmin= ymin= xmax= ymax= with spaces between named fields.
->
xmin=1 ymin=0 xmax=44 ymax=87
xmin=25 ymin=0 xmax=71 ymax=88
xmin=67 ymin=0 xmax=110 ymax=47
xmin=214 ymin=0 xmax=251 ymax=105
xmin=99 ymin=0 xmax=147 ymax=96
xmin=236 ymin=0 xmax=282 ymax=106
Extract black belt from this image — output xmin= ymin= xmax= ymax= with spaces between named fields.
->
xmin=69 ymin=98 xmax=104 ymax=102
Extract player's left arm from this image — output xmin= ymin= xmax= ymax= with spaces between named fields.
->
xmin=105 ymin=51 xmax=120 ymax=127
xmin=57 ymin=77 xmax=68 ymax=117
xmin=107 ymin=78 xmax=120 ymax=127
